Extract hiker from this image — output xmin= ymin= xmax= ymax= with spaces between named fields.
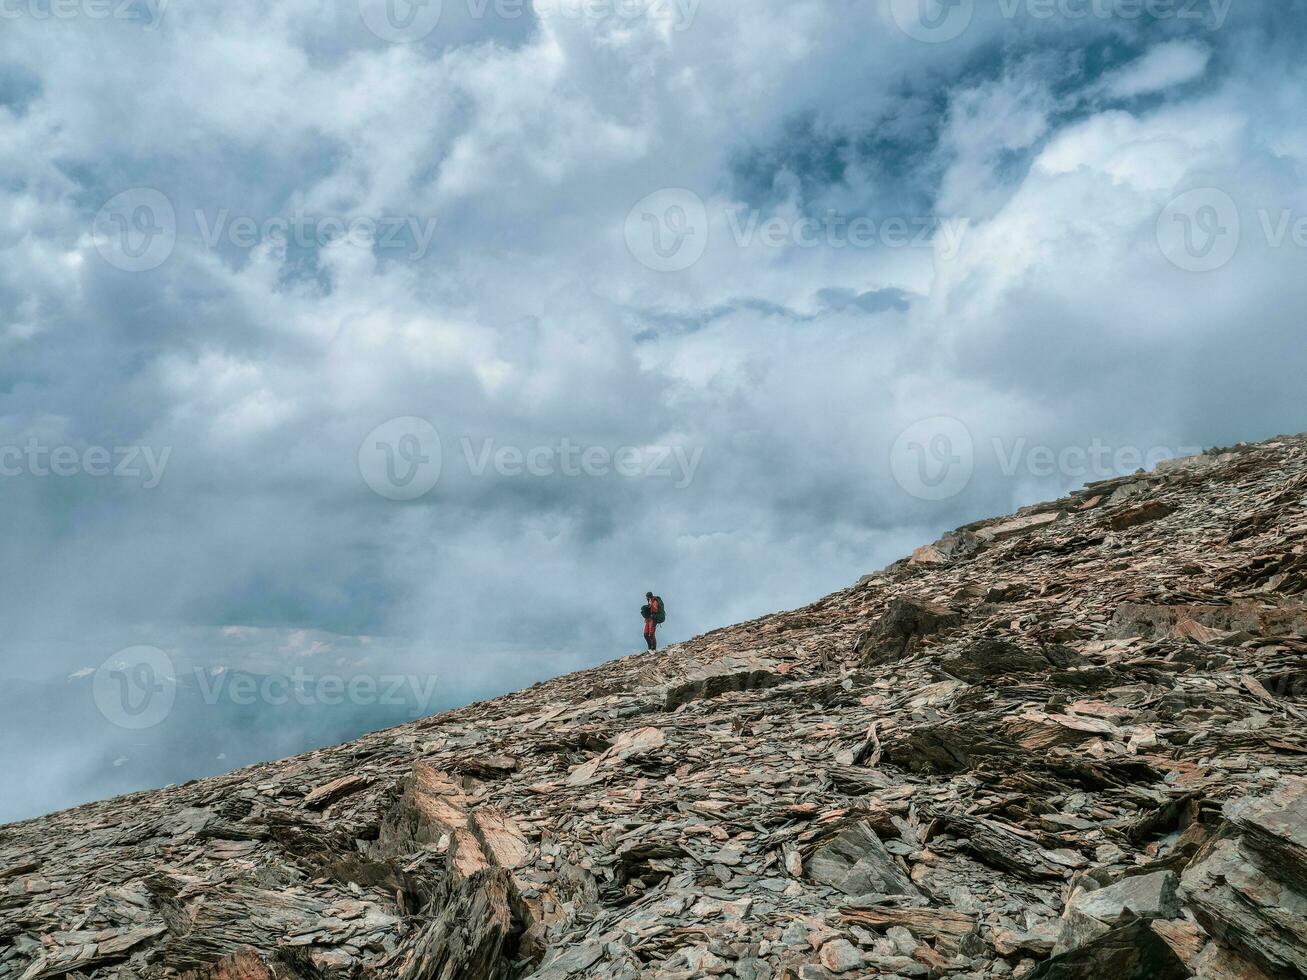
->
xmin=641 ymin=591 xmax=665 ymax=651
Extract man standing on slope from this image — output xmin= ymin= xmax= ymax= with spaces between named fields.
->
xmin=642 ymin=591 xmax=665 ymax=651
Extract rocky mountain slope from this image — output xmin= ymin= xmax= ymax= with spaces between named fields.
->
xmin=4 ymin=435 xmax=1307 ymax=980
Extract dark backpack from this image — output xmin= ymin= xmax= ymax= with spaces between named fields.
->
xmin=653 ymin=596 xmax=667 ymax=624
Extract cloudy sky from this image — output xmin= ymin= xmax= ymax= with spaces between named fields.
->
xmin=3 ymin=0 xmax=1306 ymax=813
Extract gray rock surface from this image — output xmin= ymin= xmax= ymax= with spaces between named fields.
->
xmin=1182 ymin=779 xmax=1307 ymax=979
xmin=3 ymin=433 xmax=1307 ymax=978
xmin=807 ymin=822 xmax=920 ymax=897
xmin=1051 ymin=870 xmax=1179 ymax=956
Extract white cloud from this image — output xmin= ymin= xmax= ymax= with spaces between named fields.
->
xmin=1103 ymin=40 xmax=1212 ymax=99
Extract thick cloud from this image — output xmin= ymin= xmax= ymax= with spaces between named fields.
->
xmin=2 ymin=1 xmax=1306 ymax=816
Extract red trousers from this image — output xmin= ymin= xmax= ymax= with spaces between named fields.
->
xmin=643 ymin=618 xmax=657 ymax=651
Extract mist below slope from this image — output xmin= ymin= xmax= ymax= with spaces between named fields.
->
xmin=0 ymin=668 xmax=479 ymax=824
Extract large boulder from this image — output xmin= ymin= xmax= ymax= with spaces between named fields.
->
xmin=857 ymin=598 xmax=963 ymax=666
xmin=1181 ymin=779 xmax=1307 ymax=980
xmin=1183 ymin=838 xmax=1307 ymax=979
xmin=1031 ymin=920 xmax=1190 ymax=980
xmin=807 ymin=822 xmax=921 ymax=898
xmin=941 ymin=635 xmax=1076 ymax=682
xmin=660 ymin=654 xmax=782 ymax=711
xmin=1050 ymin=870 xmax=1180 ymax=956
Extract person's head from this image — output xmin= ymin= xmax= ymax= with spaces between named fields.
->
xmin=646 ymin=592 xmax=654 ymax=599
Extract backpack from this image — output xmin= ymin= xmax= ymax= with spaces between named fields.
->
xmin=653 ymin=596 xmax=667 ymax=624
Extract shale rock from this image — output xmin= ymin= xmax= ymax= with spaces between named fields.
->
xmin=1181 ymin=779 xmax=1307 ymax=979
xmin=1032 ymin=920 xmax=1190 ymax=979
xmin=4 ymin=433 xmax=1307 ymax=978
xmin=807 ymin=822 xmax=919 ymax=897
xmin=1050 ymin=870 xmax=1180 ymax=955
xmin=857 ymin=597 xmax=963 ymax=665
